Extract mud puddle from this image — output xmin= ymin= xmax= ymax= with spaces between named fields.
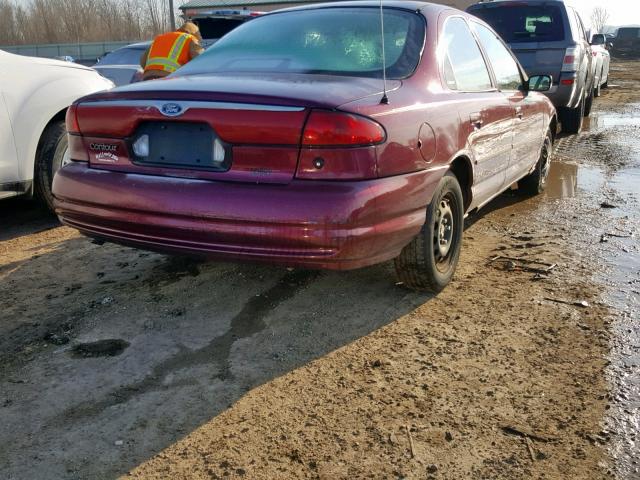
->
xmin=550 ymin=105 xmax=640 ymax=477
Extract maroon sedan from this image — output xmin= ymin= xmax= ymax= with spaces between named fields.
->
xmin=53 ymin=1 xmax=556 ymax=292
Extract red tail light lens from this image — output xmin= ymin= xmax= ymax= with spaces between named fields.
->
xmin=302 ymin=111 xmax=386 ymax=147
xmin=65 ymin=104 xmax=80 ymax=134
xmin=68 ymin=134 xmax=89 ymax=162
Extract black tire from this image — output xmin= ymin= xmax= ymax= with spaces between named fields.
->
xmin=560 ymin=95 xmax=585 ymax=134
xmin=602 ymin=78 xmax=609 ymax=89
xmin=584 ymin=91 xmax=593 ymax=117
xmin=519 ymin=130 xmax=553 ymax=196
xmin=34 ymin=121 xmax=68 ymax=212
xmin=394 ymin=172 xmax=464 ymax=293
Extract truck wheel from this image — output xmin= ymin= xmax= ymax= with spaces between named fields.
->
xmin=584 ymin=91 xmax=593 ymax=117
xmin=519 ymin=130 xmax=553 ymax=196
xmin=394 ymin=172 xmax=464 ymax=293
xmin=560 ymin=95 xmax=585 ymax=134
xmin=34 ymin=121 xmax=69 ymax=212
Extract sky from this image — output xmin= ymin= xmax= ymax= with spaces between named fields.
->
xmin=9 ymin=0 xmax=640 ymax=30
xmin=564 ymin=0 xmax=640 ymax=29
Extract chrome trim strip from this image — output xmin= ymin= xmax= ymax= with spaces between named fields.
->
xmin=80 ymin=100 xmax=305 ymax=113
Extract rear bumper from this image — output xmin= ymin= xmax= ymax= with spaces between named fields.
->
xmin=544 ymin=81 xmax=582 ymax=109
xmin=53 ymin=163 xmax=440 ymax=270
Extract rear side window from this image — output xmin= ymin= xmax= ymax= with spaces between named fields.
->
xmin=442 ymin=17 xmax=492 ymax=91
xmin=178 ymin=8 xmax=425 ymax=79
xmin=472 ymin=22 xmax=522 ymax=91
xmin=469 ymin=5 xmax=565 ymax=43
xmin=98 ymin=47 xmax=145 ymax=66
xmin=618 ymin=28 xmax=640 ymax=39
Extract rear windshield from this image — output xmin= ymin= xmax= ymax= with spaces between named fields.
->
xmin=177 ymin=7 xmax=425 ymax=79
xmin=468 ymin=4 xmax=565 ymax=43
xmin=192 ymin=18 xmax=246 ymax=39
xmin=97 ymin=47 xmax=145 ymax=66
xmin=617 ymin=28 xmax=640 ymax=39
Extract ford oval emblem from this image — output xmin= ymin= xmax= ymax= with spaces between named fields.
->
xmin=160 ymin=103 xmax=183 ymax=117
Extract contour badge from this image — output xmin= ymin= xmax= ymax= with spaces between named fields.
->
xmin=160 ymin=103 xmax=184 ymax=117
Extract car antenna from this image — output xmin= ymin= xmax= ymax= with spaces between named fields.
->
xmin=379 ymin=0 xmax=389 ymax=104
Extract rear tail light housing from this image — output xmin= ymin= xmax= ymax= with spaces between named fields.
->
xmin=562 ymin=47 xmax=580 ymax=72
xmin=296 ymin=110 xmax=385 ymax=180
xmin=302 ymin=110 xmax=386 ymax=147
xmin=65 ymin=104 xmax=80 ymax=135
xmin=66 ymin=104 xmax=89 ymax=162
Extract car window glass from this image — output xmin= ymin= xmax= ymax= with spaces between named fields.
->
xmin=472 ymin=23 xmax=522 ymax=91
xmin=179 ymin=8 xmax=425 ymax=80
xmin=618 ymin=28 xmax=640 ymax=39
xmin=468 ymin=4 xmax=565 ymax=43
xmin=442 ymin=17 xmax=492 ymax=91
xmin=98 ymin=47 xmax=146 ymax=66
xmin=574 ymin=12 xmax=587 ymax=41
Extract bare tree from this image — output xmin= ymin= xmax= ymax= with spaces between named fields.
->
xmin=591 ymin=7 xmax=610 ymax=34
xmin=0 ymin=0 xmax=173 ymax=46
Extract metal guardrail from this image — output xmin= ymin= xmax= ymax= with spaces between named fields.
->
xmin=0 ymin=40 xmax=142 ymax=62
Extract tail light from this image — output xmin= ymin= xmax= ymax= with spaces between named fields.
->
xmin=302 ymin=110 xmax=386 ymax=147
xmin=66 ymin=104 xmax=89 ymax=162
xmin=296 ymin=110 xmax=384 ymax=180
xmin=561 ymin=47 xmax=580 ymax=72
xmin=65 ymin=104 xmax=80 ymax=134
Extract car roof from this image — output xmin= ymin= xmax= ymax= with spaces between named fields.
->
xmin=468 ymin=0 xmax=566 ymax=8
xmin=276 ymin=1 xmax=450 ymax=15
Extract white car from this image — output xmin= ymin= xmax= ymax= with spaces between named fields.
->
xmin=590 ymin=33 xmax=611 ymax=97
xmin=0 ymin=50 xmax=113 ymax=209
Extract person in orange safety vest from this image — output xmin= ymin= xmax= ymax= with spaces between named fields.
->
xmin=140 ymin=22 xmax=204 ymax=81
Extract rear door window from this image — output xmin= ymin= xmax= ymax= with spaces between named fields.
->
xmin=442 ymin=17 xmax=493 ymax=91
xmin=472 ymin=22 xmax=522 ymax=91
xmin=469 ymin=5 xmax=566 ymax=43
xmin=618 ymin=28 xmax=640 ymax=39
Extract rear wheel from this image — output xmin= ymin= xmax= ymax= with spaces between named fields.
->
xmin=584 ymin=90 xmax=594 ymax=117
xmin=34 ymin=121 xmax=70 ymax=212
xmin=394 ymin=172 xmax=464 ymax=293
xmin=560 ymin=95 xmax=585 ymax=134
xmin=519 ymin=130 xmax=553 ymax=196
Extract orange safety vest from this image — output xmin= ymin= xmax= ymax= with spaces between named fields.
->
xmin=145 ymin=31 xmax=195 ymax=74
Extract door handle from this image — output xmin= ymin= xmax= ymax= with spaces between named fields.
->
xmin=470 ymin=113 xmax=483 ymax=129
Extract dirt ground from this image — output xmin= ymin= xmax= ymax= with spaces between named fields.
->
xmin=1 ymin=61 xmax=639 ymax=480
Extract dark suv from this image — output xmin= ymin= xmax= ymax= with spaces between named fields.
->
xmin=612 ymin=27 xmax=640 ymax=58
xmin=468 ymin=0 xmax=595 ymax=133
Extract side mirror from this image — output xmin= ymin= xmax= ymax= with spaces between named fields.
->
xmin=527 ymin=75 xmax=552 ymax=92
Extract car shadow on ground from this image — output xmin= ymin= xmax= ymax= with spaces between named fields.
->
xmin=0 ymin=197 xmax=59 ymax=242
xmin=0 ymin=222 xmax=432 ymax=477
